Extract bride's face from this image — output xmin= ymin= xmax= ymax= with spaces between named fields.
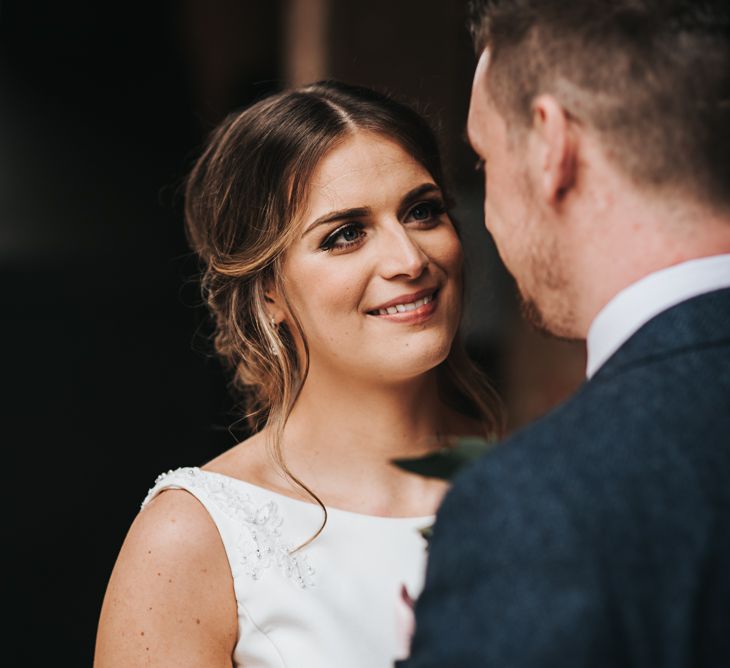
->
xmin=274 ymin=130 xmax=463 ymax=384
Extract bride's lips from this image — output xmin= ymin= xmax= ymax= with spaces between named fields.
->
xmin=366 ymin=287 xmax=440 ymax=323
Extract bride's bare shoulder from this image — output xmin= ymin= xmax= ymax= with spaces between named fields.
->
xmin=94 ymin=487 xmax=237 ymax=667
xmin=132 ymin=483 xmax=226 ymax=559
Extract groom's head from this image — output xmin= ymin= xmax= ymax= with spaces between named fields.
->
xmin=467 ymin=0 xmax=730 ymax=338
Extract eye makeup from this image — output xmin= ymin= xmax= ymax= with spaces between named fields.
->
xmin=319 ymin=222 xmax=366 ymax=252
xmin=318 ymin=196 xmax=448 ymax=253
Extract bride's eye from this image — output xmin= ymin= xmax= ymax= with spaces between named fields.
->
xmin=319 ymin=222 xmax=366 ymax=252
xmin=406 ymin=199 xmax=446 ymax=225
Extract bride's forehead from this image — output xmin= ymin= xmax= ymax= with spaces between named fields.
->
xmin=305 ymin=171 xmax=430 ymax=220
xmin=314 ymin=132 xmax=423 ymax=177
xmin=306 ymin=139 xmax=429 ymax=200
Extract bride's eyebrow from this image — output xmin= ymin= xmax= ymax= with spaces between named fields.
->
xmin=302 ymin=206 xmax=371 ymax=237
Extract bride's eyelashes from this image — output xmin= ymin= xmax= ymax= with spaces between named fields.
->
xmin=318 ymin=199 xmax=448 ymax=253
xmin=405 ymin=199 xmax=447 ymax=224
xmin=319 ymin=222 xmax=366 ymax=252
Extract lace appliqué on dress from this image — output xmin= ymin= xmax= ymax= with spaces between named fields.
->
xmin=142 ymin=467 xmax=315 ymax=588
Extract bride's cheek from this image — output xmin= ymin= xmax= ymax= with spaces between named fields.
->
xmin=440 ymin=237 xmax=464 ymax=273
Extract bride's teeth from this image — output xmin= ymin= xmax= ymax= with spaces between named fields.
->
xmin=373 ymin=292 xmax=435 ymax=315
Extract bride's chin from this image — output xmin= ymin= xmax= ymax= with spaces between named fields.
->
xmin=371 ymin=348 xmax=453 ymax=383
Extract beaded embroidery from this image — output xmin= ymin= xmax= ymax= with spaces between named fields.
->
xmin=142 ymin=467 xmax=315 ymax=588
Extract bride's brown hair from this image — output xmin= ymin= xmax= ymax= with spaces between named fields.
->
xmin=185 ymin=81 xmax=502 ymax=542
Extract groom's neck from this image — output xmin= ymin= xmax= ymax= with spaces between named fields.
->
xmin=563 ymin=174 xmax=730 ymax=337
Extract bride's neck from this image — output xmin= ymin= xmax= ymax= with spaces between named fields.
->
xmin=287 ymin=368 xmax=446 ymax=457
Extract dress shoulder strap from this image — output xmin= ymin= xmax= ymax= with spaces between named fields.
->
xmin=141 ymin=467 xmax=315 ymax=587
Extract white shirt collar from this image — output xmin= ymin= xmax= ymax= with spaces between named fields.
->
xmin=586 ymin=254 xmax=730 ymax=379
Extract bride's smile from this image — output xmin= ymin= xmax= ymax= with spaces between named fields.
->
xmin=366 ymin=286 xmax=439 ymax=322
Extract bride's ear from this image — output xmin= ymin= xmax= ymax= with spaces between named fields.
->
xmin=263 ymin=283 xmax=287 ymax=327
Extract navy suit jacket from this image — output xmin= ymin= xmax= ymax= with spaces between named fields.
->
xmin=400 ymin=288 xmax=730 ymax=667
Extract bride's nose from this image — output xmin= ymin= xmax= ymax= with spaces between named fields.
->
xmin=376 ymin=223 xmax=429 ymax=280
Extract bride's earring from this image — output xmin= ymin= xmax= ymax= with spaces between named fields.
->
xmin=268 ymin=314 xmax=280 ymax=356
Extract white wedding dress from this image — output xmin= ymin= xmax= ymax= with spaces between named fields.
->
xmin=142 ymin=467 xmax=432 ymax=668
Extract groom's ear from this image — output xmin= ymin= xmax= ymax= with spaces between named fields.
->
xmin=530 ymin=94 xmax=577 ymax=205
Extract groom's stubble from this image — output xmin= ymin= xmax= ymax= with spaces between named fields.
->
xmin=513 ymin=218 xmax=579 ymax=342
xmin=518 ymin=292 xmax=578 ymax=342
xmin=501 ymin=171 xmax=579 ymax=342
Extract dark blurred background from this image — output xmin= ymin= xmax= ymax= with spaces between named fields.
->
xmin=1 ymin=0 xmax=585 ymax=663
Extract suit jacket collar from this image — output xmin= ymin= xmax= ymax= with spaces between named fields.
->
xmin=593 ymin=287 xmax=730 ymax=381
xmin=587 ymin=254 xmax=730 ymax=378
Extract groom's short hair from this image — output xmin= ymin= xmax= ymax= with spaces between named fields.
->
xmin=469 ymin=0 xmax=730 ymax=211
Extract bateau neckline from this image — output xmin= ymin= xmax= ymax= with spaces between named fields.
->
xmin=190 ymin=466 xmax=436 ymax=523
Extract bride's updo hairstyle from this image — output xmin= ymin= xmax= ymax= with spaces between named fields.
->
xmin=185 ymin=81 xmax=502 ymax=506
